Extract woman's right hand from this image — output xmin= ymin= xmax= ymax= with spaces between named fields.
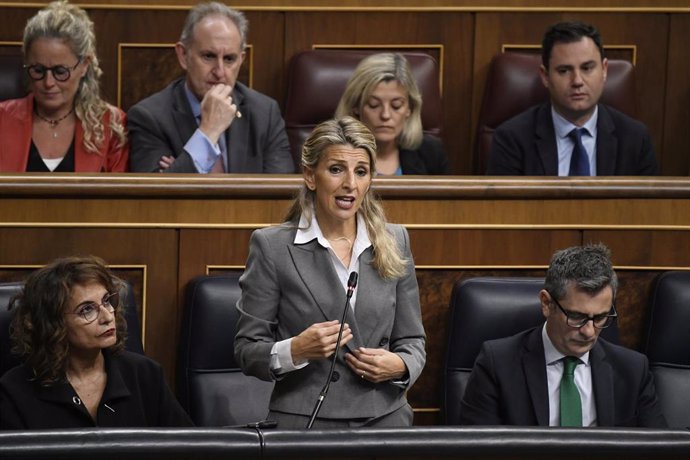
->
xmin=291 ymin=320 xmax=352 ymax=362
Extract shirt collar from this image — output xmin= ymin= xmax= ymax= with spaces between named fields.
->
xmin=294 ymin=209 xmax=372 ymax=251
xmin=542 ymin=323 xmax=590 ymax=366
xmin=552 ymin=105 xmax=599 ymax=140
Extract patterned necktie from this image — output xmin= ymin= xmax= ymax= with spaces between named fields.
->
xmin=560 ymin=356 xmax=582 ymax=426
xmin=568 ymin=127 xmax=590 ymax=176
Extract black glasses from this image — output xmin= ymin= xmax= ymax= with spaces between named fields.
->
xmin=23 ymin=58 xmax=81 ymax=82
xmin=549 ymin=293 xmax=617 ymax=329
xmin=71 ymin=292 xmax=119 ymax=324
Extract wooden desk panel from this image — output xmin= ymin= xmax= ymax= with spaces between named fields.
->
xmin=2 ymin=175 xmax=689 ymax=424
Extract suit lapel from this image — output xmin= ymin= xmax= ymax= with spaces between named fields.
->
xmin=171 ymin=81 xmax=199 ymax=154
xmin=287 ymin=240 xmax=362 ymax=351
xmin=523 ymin=328 xmax=550 ymax=426
xmin=352 ymin=248 xmax=387 ymax=347
xmin=595 ymin=105 xmax=618 ymax=176
xmin=228 ymin=85 xmax=249 ymax=172
xmin=1 ymin=96 xmax=34 ymax=171
xmin=535 ymin=104 xmax=559 ymax=175
xmin=590 ymin=341 xmax=615 ymax=426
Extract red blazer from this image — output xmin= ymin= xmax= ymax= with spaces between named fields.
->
xmin=0 ymin=94 xmax=129 ymax=172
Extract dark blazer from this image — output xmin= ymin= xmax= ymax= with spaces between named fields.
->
xmin=487 ymin=103 xmax=657 ymax=176
xmin=234 ymin=223 xmax=426 ymax=420
xmin=459 ymin=327 xmax=667 ymax=428
xmin=399 ymin=134 xmax=449 ymax=175
xmin=0 ymin=350 xmax=193 ymax=429
xmin=127 ymin=78 xmax=294 ymax=173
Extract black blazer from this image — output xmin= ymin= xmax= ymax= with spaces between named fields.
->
xmin=399 ymin=134 xmax=449 ymax=175
xmin=487 ymin=103 xmax=657 ymax=176
xmin=460 ymin=327 xmax=667 ymax=428
xmin=127 ymin=78 xmax=295 ymax=173
xmin=0 ymin=350 xmax=193 ymax=429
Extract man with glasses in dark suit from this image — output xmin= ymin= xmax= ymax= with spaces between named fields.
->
xmin=460 ymin=244 xmax=666 ymax=427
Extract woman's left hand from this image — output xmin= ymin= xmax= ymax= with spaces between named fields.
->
xmin=345 ymin=347 xmax=407 ymax=383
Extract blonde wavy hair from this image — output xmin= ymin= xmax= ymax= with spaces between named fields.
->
xmin=285 ymin=117 xmax=407 ymax=279
xmin=23 ymin=0 xmax=126 ymax=153
xmin=335 ymin=53 xmax=423 ymax=150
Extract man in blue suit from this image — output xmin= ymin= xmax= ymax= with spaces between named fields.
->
xmin=460 ymin=244 xmax=666 ymax=427
xmin=487 ymin=22 xmax=657 ymax=176
xmin=128 ymin=2 xmax=294 ymax=174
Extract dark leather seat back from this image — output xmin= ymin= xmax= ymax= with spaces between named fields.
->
xmin=646 ymin=271 xmax=690 ymax=428
xmin=443 ymin=276 xmax=619 ymax=425
xmin=476 ymin=52 xmax=636 ymax=174
xmin=0 ymin=54 xmax=27 ymax=102
xmin=284 ymin=49 xmax=442 ymax=168
xmin=177 ymin=275 xmax=273 ymax=427
xmin=0 ymin=280 xmax=144 ymax=377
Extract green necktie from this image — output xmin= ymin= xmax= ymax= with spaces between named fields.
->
xmin=559 ymin=356 xmax=582 ymax=427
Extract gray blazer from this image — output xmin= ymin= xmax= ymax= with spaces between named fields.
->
xmin=127 ymin=78 xmax=295 ymax=173
xmin=234 ymin=222 xmax=426 ymax=419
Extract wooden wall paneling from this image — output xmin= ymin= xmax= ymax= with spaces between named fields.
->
xmin=0 ymin=227 xmax=179 ymax=382
xmin=408 ymin=228 xmax=581 ymax=265
xmin=94 ymin=8 xmax=190 ymax=108
xmin=284 ymin=11 xmax=474 ymax=174
xmin=177 ymin=228 xmax=254 ymax=298
xmin=242 ymin=12 xmax=286 ymax=108
xmin=583 ymin=229 xmax=690 ymax=267
xmin=662 ymin=13 xmax=690 ymax=176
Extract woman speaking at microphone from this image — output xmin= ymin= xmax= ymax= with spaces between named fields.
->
xmin=234 ymin=117 xmax=426 ymax=429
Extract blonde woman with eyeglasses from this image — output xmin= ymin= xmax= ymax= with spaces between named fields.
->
xmin=0 ymin=1 xmax=127 ymax=172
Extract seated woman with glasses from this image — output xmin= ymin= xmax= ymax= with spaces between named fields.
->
xmin=0 ymin=1 xmax=128 ymax=172
xmin=0 ymin=255 xmax=192 ymax=429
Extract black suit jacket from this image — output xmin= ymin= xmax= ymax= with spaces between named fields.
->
xmin=460 ymin=327 xmax=667 ymax=427
xmin=0 ymin=350 xmax=193 ymax=429
xmin=487 ymin=103 xmax=657 ymax=176
xmin=399 ymin=134 xmax=449 ymax=175
xmin=127 ymin=78 xmax=294 ymax=173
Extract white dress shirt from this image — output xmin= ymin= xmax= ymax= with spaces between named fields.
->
xmin=553 ymin=106 xmax=598 ymax=176
xmin=542 ymin=324 xmax=598 ymax=426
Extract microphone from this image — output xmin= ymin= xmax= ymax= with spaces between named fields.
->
xmin=305 ymin=272 xmax=358 ymax=429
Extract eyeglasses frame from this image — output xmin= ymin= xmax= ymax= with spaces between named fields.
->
xmin=71 ymin=291 xmax=119 ymax=324
xmin=548 ymin=291 xmax=617 ymax=329
xmin=23 ymin=57 xmax=82 ymax=83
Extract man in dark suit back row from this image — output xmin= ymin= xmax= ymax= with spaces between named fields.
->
xmin=127 ymin=2 xmax=295 ymax=174
xmin=460 ymin=244 xmax=667 ymax=427
xmin=487 ymin=22 xmax=657 ymax=176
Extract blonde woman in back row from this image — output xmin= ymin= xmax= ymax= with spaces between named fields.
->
xmin=0 ymin=0 xmax=128 ymax=172
xmin=336 ymin=53 xmax=448 ymax=175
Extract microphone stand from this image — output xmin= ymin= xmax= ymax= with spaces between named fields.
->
xmin=305 ymin=272 xmax=358 ymax=429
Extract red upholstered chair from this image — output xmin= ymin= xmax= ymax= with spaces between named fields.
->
xmin=284 ymin=49 xmax=443 ymax=169
xmin=0 ymin=54 xmax=27 ymax=102
xmin=475 ymin=52 xmax=636 ymax=174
